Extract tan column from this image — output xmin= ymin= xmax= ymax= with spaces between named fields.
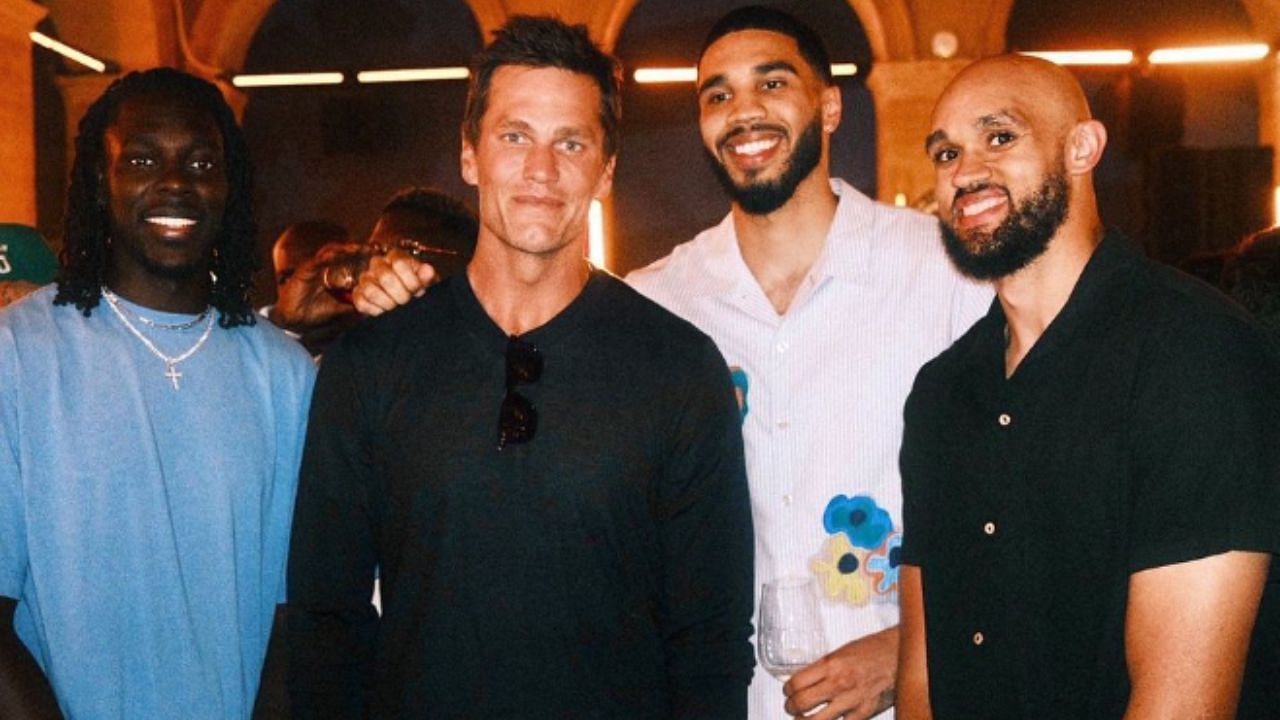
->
xmin=0 ymin=0 xmax=49 ymax=224
xmin=866 ymin=58 xmax=968 ymax=207
xmin=56 ymin=73 xmax=119 ymax=162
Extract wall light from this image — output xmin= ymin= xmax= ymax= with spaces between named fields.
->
xmin=830 ymin=63 xmax=858 ymax=77
xmin=588 ymin=199 xmax=607 ymax=269
xmin=1149 ymin=43 xmax=1270 ymax=65
xmin=1272 ymin=186 xmax=1280 ymax=228
xmin=29 ymin=31 xmax=109 ymax=73
xmin=357 ymin=67 xmax=470 ymax=84
xmin=1020 ymin=50 xmax=1134 ymax=66
xmin=231 ymin=72 xmax=345 ymax=88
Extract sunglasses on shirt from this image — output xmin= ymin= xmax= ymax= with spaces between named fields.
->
xmin=498 ymin=335 xmax=542 ymax=450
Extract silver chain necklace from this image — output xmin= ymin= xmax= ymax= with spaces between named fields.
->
xmin=101 ymin=286 xmax=215 ymax=391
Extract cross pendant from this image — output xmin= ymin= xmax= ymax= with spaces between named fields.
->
xmin=164 ymin=363 xmax=182 ymax=390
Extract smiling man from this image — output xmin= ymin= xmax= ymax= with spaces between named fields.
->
xmin=0 ymin=69 xmax=315 ymax=719
xmin=626 ymin=8 xmax=991 ymax=720
xmin=897 ymin=54 xmax=1280 ymax=719
xmin=285 ymin=16 xmax=754 ymax=719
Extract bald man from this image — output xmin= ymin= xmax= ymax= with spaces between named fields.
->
xmin=896 ymin=55 xmax=1279 ymax=719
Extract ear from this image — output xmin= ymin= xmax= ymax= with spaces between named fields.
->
xmin=821 ymin=84 xmax=842 ymax=134
xmin=460 ymin=137 xmax=479 ymax=187
xmin=1065 ymin=119 xmax=1107 ymax=175
xmin=592 ymin=155 xmax=616 ymax=201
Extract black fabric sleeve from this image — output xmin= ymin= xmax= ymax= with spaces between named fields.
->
xmin=655 ymin=340 xmax=756 ymax=720
xmin=1127 ymin=315 xmax=1280 ymax=572
xmin=899 ymin=369 xmax=939 ymax=569
xmin=286 ymin=340 xmax=382 ymax=719
xmin=0 ymin=596 xmax=62 ymax=719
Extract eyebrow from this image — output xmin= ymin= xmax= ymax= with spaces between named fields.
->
xmin=924 ymin=110 xmax=1028 ymax=152
xmin=696 ymin=60 xmax=801 ymax=95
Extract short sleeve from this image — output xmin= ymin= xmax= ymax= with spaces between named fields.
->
xmin=899 ymin=366 xmax=941 ymax=568
xmin=1127 ymin=315 xmax=1280 ymax=572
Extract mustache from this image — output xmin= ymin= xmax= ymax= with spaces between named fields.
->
xmin=717 ymin=122 xmax=788 ymax=152
xmin=952 ymin=181 xmax=1009 ymax=207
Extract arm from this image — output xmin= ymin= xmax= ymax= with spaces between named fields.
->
xmin=270 ymin=242 xmax=366 ymax=329
xmin=1123 ymin=551 xmax=1269 ymax=720
xmin=895 ymin=566 xmax=932 ymax=720
xmin=285 ymin=344 xmax=381 ymax=719
xmin=0 ymin=597 xmax=62 ymax=719
xmin=351 ymin=250 xmax=437 ymax=317
xmin=783 ymin=626 xmax=897 ymax=720
xmin=657 ymin=344 xmax=755 ymax=719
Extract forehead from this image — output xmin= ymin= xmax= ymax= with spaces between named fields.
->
xmin=698 ymin=29 xmax=813 ymax=81
xmin=106 ymin=92 xmax=223 ymax=149
xmin=931 ymin=75 xmax=1034 ymax=136
xmin=481 ymin=65 xmax=603 ymax=133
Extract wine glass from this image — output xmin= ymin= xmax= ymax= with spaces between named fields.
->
xmin=758 ymin=576 xmax=827 ymax=681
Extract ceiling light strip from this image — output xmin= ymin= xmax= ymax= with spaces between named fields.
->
xmin=634 ymin=62 xmax=858 ymax=84
xmin=357 ymin=67 xmax=470 ymax=84
xmin=29 ymin=31 xmax=108 ymax=73
xmin=1021 ymin=50 xmax=1134 ymax=66
xmin=231 ymin=72 xmax=345 ymax=88
xmin=1149 ymin=43 xmax=1270 ymax=64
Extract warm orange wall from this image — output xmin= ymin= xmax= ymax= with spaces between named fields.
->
xmin=0 ymin=0 xmax=47 ymax=225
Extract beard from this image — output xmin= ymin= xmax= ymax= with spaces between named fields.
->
xmin=706 ymin=115 xmax=823 ymax=216
xmin=940 ymin=171 xmax=1069 ymax=281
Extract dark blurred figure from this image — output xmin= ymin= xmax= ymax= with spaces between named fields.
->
xmin=270 ymin=187 xmax=476 ymax=356
xmin=272 ymin=220 xmax=350 ymax=288
xmin=0 ymin=224 xmax=59 ymax=310
xmin=266 ymin=219 xmax=361 ymax=356
xmin=1223 ymin=227 xmax=1280 ymax=339
xmin=368 ymin=186 xmax=477 ymax=280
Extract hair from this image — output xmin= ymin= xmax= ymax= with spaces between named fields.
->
xmin=1223 ymin=227 xmax=1280 ymax=338
xmin=275 ymin=220 xmax=350 ymax=261
xmin=462 ymin=15 xmax=622 ymax=158
xmin=54 ymin=67 xmax=259 ymax=328
xmin=380 ymin=186 xmax=479 ymax=253
xmin=700 ymin=5 xmax=834 ymax=86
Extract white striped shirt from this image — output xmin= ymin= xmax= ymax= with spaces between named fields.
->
xmin=627 ymin=179 xmax=991 ymax=720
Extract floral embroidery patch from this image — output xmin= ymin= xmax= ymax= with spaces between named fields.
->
xmin=812 ymin=495 xmax=899 ymax=606
xmin=822 ymin=494 xmax=892 ymax=550
xmin=811 ymin=534 xmax=871 ymax=605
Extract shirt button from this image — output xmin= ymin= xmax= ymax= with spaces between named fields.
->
xmin=783 ymin=494 xmax=793 ymax=506
xmin=776 ymin=341 xmax=789 ymax=353
xmin=776 ymin=420 xmax=790 ymax=430
xmin=972 ymin=631 xmax=985 ymax=646
xmin=983 ymin=521 xmax=996 ymax=535
xmin=997 ymin=413 xmax=1012 ymax=427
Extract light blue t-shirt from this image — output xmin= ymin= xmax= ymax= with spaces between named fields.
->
xmin=0 ymin=286 xmax=316 ymax=719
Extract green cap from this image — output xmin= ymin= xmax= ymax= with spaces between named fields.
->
xmin=0 ymin=224 xmax=58 ymax=284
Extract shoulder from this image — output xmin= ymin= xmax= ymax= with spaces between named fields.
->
xmin=626 ymin=213 xmax=734 ymax=304
xmin=231 ymin=314 xmax=317 ymax=384
xmin=593 ymin=272 xmax=726 ymax=368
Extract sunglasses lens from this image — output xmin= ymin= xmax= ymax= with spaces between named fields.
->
xmin=498 ymin=390 xmax=537 ymax=449
xmin=506 ymin=339 xmax=543 ymax=385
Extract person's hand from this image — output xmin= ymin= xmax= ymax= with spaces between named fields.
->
xmin=783 ymin=626 xmax=899 ymax=719
xmin=351 ymin=248 xmax=438 ymax=317
xmin=271 ymin=242 xmax=365 ymax=329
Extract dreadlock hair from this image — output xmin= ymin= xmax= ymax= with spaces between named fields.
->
xmin=462 ymin=15 xmax=622 ymax=159
xmin=54 ymin=67 xmax=259 ymax=328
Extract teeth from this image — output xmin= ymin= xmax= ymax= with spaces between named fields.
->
xmin=729 ymin=138 xmax=780 ymax=156
xmin=147 ymin=216 xmax=196 ymax=229
xmin=959 ymin=196 xmax=1005 ymax=218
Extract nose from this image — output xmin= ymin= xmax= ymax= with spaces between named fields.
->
xmin=156 ymin=160 xmax=195 ymax=195
xmin=950 ymin=150 xmax=990 ymax=189
xmin=523 ymin=143 xmax=559 ymax=184
xmin=726 ymin=89 xmax=766 ymax=127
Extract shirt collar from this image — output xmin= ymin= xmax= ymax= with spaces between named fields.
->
xmin=693 ymin=178 xmax=876 ymax=297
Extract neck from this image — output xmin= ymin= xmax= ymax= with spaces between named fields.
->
xmin=466 ymin=240 xmax=591 ymax=336
xmin=731 ymin=167 xmax=838 ymax=315
xmin=105 ymin=269 xmax=212 ymax=314
xmin=996 ymin=212 xmax=1103 ymax=376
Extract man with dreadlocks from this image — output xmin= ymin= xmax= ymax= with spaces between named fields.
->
xmin=0 ymin=68 xmax=315 ymax=719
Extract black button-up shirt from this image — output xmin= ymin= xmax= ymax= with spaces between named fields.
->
xmin=901 ymin=232 xmax=1280 ymax=719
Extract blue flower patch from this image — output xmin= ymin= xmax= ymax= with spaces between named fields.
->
xmin=729 ymin=366 xmax=750 ymax=423
xmin=822 ymin=494 xmax=892 ymax=550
